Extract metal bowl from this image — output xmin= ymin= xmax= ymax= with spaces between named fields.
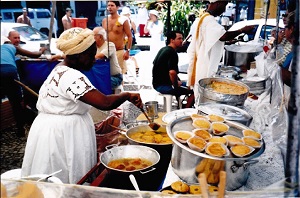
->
xmin=197 ymin=78 xmax=250 ymax=107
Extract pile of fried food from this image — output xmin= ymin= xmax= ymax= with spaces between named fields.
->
xmin=196 ymin=158 xmax=225 ymax=185
xmin=160 ymin=180 xmax=218 ymax=195
xmin=128 ymin=130 xmax=172 ymax=144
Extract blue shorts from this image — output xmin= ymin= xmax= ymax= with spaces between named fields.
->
xmin=111 ymin=73 xmax=123 ymax=89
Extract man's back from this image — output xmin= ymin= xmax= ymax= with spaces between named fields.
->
xmin=153 ymin=46 xmax=179 ymax=87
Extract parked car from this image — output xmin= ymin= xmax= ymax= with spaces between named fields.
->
xmin=0 ymin=8 xmax=58 ymax=38
xmin=95 ymin=6 xmax=138 ymax=26
xmin=229 ymin=19 xmax=284 ymax=43
xmin=1 ymin=22 xmax=61 ymax=55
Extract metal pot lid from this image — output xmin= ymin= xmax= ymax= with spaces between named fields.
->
xmin=197 ymin=103 xmax=252 ymax=121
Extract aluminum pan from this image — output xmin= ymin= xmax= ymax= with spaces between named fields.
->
xmin=166 ymin=116 xmax=265 ymax=161
xmin=198 ymin=78 xmax=250 ymax=106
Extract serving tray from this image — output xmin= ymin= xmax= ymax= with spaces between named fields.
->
xmin=167 ymin=116 xmax=265 ymax=161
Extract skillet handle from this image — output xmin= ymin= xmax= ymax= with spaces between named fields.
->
xmin=105 ymin=143 xmax=119 ymax=151
xmin=140 ymin=167 xmax=156 ymax=174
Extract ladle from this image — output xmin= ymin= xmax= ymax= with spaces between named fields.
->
xmin=129 ymin=174 xmax=143 ymax=198
xmin=140 ymin=108 xmax=160 ymax=130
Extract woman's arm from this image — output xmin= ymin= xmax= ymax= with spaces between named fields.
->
xmin=80 ymin=89 xmax=143 ymax=110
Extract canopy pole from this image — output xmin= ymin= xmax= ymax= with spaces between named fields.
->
xmin=49 ymin=1 xmax=57 ymax=42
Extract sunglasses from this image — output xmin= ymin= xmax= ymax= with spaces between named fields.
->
xmin=282 ymin=13 xmax=287 ymax=17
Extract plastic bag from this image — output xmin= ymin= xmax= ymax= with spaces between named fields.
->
xmin=255 ymin=52 xmax=268 ymax=78
xmin=95 ymin=116 xmax=128 ymax=154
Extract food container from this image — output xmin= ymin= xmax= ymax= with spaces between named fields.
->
xmin=215 ymin=66 xmax=242 ymax=80
xmin=240 ymin=76 xmax=268 ymax=95
xmin=100 ymin=145 xmax=163 ymax=191
xmin=123 ymin=124 xmax=173 ymax=190
xmin=197 ymin=78 xmax=250 ymax=107
xmin=192 ymin=129 xmax=212 ymax=140
xmin=197 ymin=103 xmax=253 ymax=127
xmin=187 ymin=136 xmax=207 ymax=152
xmin=167 ymin=116 xmax=265 ymax=190
xmin=192 ymin=118 xmax=211 ymax=130
xmin=100 ymin=145 xmax=160 ymax=173
xmin=211 ymin=122 xmax=229 ymax=136
xmin=224 ymin=44 xmax=262 ymax=70
xmin=174 ymin=131 xmax=194 ymax=144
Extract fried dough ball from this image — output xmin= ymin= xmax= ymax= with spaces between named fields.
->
xmin=161 ymin=190 xmax=177 ymax=194
xmin=171 ymin=181 xmax=189 ymax=193
xmin=189 ymin=185 xmax=201 ymax=194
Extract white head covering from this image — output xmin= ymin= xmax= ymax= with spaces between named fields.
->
xmin=209 ymin=0 xmax=219 ymax=3
xmin=56 ymin=27 xmax=95 ymax=55
xmin=121 ymin=7 xmax=131 ymax=15
xmin=149 ymin=10 xmax=159 ymax=17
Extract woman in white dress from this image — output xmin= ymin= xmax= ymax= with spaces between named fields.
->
xmin=144 ymin=10 xmax=165 ymax=61
xmin=21 ymin=27 xmax=143 ymax=184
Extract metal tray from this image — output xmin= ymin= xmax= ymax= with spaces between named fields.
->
xmin=167 ymin=116 xmax=265 ymax=161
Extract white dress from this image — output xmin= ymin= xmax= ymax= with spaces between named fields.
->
xmin=21 ymin=66 xmax=97 ymax=184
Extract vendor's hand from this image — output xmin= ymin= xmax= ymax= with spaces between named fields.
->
xmin=241 ymin=25 xmax=255 ymax=34
xmin=128 ymin=93 xmax=143 ymax=109
xmin=49 ymin=54 xmax=61 ymax=62
xmin=123 ymin=51 xmax=130 ymax=61
xmin=39 ymin=47 xmax=47 ymax=54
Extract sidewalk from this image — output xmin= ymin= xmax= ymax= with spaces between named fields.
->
xmin=123 ymin=34 xmax=188 ymax=110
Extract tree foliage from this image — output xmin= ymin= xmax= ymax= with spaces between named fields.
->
xmin=157 ymin=1 xmax=204 ymax=38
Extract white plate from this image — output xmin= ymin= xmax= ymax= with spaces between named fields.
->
xmin=162 ymin=108 xmax=197 ymax=124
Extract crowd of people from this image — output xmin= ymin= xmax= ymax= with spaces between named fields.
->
xmin=0 ymin=0 xmax=297 ymax=185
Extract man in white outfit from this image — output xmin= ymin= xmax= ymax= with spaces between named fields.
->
xmin=186 ymin=0 xmax=255 ymax=105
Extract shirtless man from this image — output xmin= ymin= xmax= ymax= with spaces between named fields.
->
xmin=62 ymin=8 xmax=73 ymax=31
xmin=102 ymin=1 xmax=132 ymax=74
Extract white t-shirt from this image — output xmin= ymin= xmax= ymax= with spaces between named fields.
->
xmin=96 ymin=41 xmax=122 ymax=76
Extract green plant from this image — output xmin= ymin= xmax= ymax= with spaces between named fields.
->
xmin=157 ymin=1 xmax=204 ymax=38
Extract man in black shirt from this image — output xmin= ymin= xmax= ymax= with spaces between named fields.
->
xmin=152 ymin=31 xmax=194 ymax=108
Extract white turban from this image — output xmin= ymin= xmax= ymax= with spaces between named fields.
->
xmin=56 ymin=27 xmax=95 ymax=55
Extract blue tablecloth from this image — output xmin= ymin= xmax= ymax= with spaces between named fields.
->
xmin=19 ymin=59 xmax=112 ymax=95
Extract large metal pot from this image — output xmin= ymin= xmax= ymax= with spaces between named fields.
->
xmin=197 ymin=78 xmax=250 ymax=107
xmin=167 ymin=116 xmax=265 ymax=191
xmin=224 ymin=44 xmax=262 ymax=70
